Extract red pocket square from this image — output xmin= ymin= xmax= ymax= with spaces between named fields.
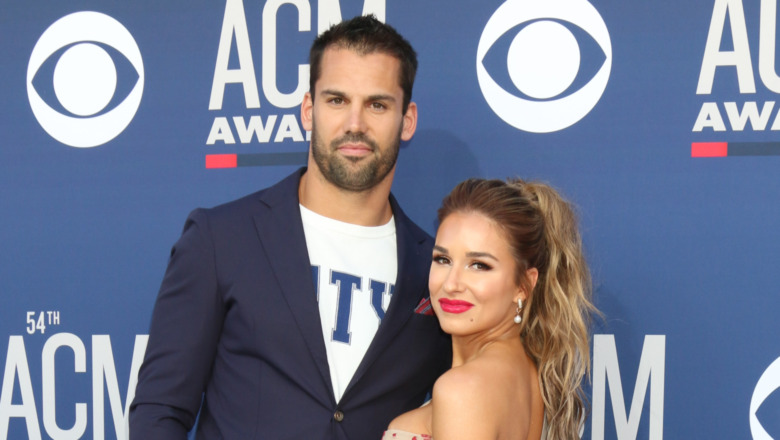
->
xmin=414 ymin=297 xmax=434 ymax=315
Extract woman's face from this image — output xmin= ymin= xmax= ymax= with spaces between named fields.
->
xmin=429 ymin=211 xmax=525 ymax=337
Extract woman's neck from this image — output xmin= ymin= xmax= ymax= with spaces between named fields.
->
xmin=450 ymin=325 xmax=522 ymax=367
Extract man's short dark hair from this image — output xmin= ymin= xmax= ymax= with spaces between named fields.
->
xmin=309 ymin=14 xmax=418 ymax=113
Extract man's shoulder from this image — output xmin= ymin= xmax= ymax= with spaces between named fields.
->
xmin=202 ymin=168 xmax=304 ymax=218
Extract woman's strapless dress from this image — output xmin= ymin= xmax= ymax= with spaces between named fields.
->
xmin=382 ymin=416 xmax=548 ymax=440
xmin=381 ymin=429 xmax=431 ymax=439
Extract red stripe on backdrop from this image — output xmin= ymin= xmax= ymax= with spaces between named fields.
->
xmin=691 ymin=142 xmax=728 ymax=157
xmin=206 ymin=154 xmax=238 ymax=168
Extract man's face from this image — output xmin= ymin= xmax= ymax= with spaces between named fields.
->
xmin=301 ymin=48 xmax=417 ymax=192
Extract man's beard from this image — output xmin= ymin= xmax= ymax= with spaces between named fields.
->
xmin=310 ymin=120 xmax=401 ymax=192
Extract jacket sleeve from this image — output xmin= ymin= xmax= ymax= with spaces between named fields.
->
xmin=129 ymin=209 xmax=225 ymax=439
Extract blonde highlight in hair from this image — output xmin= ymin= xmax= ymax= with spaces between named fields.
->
xmin=438 ymin=178 xmax=597 ymax=439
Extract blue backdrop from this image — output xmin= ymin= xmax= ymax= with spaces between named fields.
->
xmin=2 ymin=0 xmax=779 ymax=438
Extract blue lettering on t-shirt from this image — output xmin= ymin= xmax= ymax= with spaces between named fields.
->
xmin=330 ymin=270 xmax=361 ymax=343
xmin=312 ymin=267 xmax=396 ymax=345
xmin=370 ymin=280 xmax=395 ymax=320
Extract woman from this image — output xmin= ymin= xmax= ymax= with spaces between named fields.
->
xmin=384 ymin=178 xmax=596 ymax=440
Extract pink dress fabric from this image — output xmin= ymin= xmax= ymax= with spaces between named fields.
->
xmin=381 ymin=429 xmax=431 ymax=440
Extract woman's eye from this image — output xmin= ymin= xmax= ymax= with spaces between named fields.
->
xmin=471 ymin=261 xmax=492 ymax=270
xmin=432 ymin=255 xmax=450 ymax=265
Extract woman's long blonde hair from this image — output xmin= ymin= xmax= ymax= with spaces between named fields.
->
xmin=438 ymin=178 xmax=597 ymax=439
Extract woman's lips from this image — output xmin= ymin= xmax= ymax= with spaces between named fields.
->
xmin=438 ymin=298 xmax=474 ymax=314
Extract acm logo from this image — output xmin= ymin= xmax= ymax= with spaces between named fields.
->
xmin=0 ymin=334 xmax=148 ymax=440
xmin=27 ymin=12 xmax=144 ymax=148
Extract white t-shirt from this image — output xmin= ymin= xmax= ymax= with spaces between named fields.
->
xmin=300 ymin=204 xmax=398 ymax=402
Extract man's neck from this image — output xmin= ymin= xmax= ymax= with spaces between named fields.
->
xmin=298 ymin=167 xmax=394 ymax=226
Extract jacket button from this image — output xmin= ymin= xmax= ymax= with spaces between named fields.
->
xmin=333 ymin=410 xmax=344 ymax=422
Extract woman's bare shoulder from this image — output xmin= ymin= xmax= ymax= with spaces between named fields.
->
xmin=430 ymin=347 xmax=539 ymax=439
xmin=435 ymin=356 xmax=510 ymax=394
xmin=430 ymin=359 xmax=516 ymax=437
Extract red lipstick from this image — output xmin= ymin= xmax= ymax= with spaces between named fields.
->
xmin=438 ymin=298 xmax=474 ymax=314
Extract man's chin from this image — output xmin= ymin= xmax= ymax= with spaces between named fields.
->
xmin=342 ymin=155 xmax=364 ymax=164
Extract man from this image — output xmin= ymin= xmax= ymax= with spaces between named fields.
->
xmin=130 ymin=15 xmax=450 ymax=439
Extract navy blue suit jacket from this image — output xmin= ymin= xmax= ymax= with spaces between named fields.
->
xmin=130 ymin=168 xmax=450 ymax=439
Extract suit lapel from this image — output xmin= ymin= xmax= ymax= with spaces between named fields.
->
xmin=342 ymin=196 xmax=431 ymax=397
xmin=251 ymin=169 xmax=335 ymax=404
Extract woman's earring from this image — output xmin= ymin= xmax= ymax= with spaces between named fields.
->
xmin=514 ymin=299 xmax=523 ymax=324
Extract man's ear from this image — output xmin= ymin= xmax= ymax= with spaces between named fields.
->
xmin=301 ymin=92 xmax=313 ymax=131
xmin=400 ymin=101 xmax=417 ymax=141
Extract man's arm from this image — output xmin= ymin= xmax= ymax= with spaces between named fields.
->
xmin=130 ymin=209 xmax=225 ymax=439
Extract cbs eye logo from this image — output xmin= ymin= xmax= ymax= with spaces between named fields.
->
xmin=476 ymin=0 xmax=611 ymax=133
xmin=27 ymin=11 xmax=144 ymax=148
xmin=751 ymin=357 xmax=780 ymax=439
